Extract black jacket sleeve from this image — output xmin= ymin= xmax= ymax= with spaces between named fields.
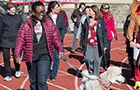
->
xmin=123 ymin=14 xmax=131 ymax=38
xmin=0 ymin=16 xmax=3 ymax=42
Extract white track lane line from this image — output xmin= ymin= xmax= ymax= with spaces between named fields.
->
xmin=110 ymin=86 xmax=123 ymax=90
xmin=58 ymin=70 xmax=73 ymax=76
xmin=47 ymin=81 xmax=68 ymax=90
xmin=0 ymin=59 xmax=13 ymax=90
xmin=19 ymin=51 xmax=71 ymax=89
xmin=120 ymin=57 xmax=128 ymax=69
xmin=0 ymin=84 xmax=12 ymax=90
xmin=19 ymin=76 xmax=29 ymax=89
xmin=111 ymin=45 xmax=125 ymax=51
xmin=0 ymin=60 xmax=25 ymax=75
xmin=19 ymin=46 xmax=130 ymax=90
xmin=0 ymin=59 xmax=13 ymax=66
xmin=19 ymin=70 xmax=72 ymax=89
xmin=120 ymin=57 xmax=133 ymax=90
xmin=74 ymin=63 xmax=85 ymax=90
xmin=126 ymin=85 xmax=134 ymax=90
xmin=18 ymin=37 xmax=126 ymax=90
xmin=0 ymin=58 xmax=25 ymax=89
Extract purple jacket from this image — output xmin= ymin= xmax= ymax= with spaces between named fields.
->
xmin=14 ymin=17 xmax=64 ymax=63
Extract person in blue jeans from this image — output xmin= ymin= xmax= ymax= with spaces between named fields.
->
xmin=15 ymin=1 xmax=64 ymax=90
xmin=50 ymin=48 xmax=60 ymax=81
xmin=46 ymin=1 xmax=66 ymax=81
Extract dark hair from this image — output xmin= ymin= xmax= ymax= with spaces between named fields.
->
xmin=7 ymin=2 xmax=15 ymax=10
xmin=46 ymin=1 xmax=60 ymax=15
xmin=31 ymin=1 xmax=44 ymax=12
xmin=83 ymin=6 xmax=90 ymax=14
xmin=100 ymin=3 xmax=110 ymax=12
xmin=90 ymin=5 xmax=102 ymax=20
xmin=100 ymin=3 xmax=113 ymax=18
xmin=79 ymin=2 xmax=85 ymax=9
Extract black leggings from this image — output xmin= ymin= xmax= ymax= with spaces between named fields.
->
xmin=3 ymin=47 xmax=20 ymax=76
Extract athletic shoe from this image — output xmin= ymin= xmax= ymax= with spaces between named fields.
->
xmin=15 ymin=71 xmax=21 ymax=78
xmin=4 ymin=76 xmax=12 ymax=81
xmin=50 ymin=77 xmax=56 ymax=82
xmin=51 ymin=78 xmax=56 ymax=81
xmin=134 ymin=81 xmax=140 ymax=89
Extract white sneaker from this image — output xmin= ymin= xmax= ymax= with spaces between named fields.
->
xmin=51 ymin=78 xmax=56 ymax=82
xmin=4 ymin=76 xmax=12 ymax=81
xmin=15 ymin=71 xmax=21 ymax=78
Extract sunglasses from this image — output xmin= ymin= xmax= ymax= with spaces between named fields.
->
xmin=103 ymin=7 xmax=109 ymax=9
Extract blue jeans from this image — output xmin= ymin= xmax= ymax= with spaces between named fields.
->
xmin=72 ymin=25 xmax=78 ymax=50
xmin=50 ymin=48 xmax=60 ymax=79
xmin=26 ymin=59 xmax=51 ymax=90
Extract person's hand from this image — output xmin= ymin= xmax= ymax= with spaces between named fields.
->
xmin=114 ymin=36 xmax=118 ymax=40
xmin=16 ymin=57 xmax=21 ymax=64
xmin=130 ymin=41 xmax=135 ymax=48
xmin=135 ymin=43 xmax=140 ymax=49
xmin=59 ymin=52 xmax=66 ymax=61
xmin=104 ymin=47 xmax=107 ymax=53
xmin=74 ymin=18 xmax=77 ymax=22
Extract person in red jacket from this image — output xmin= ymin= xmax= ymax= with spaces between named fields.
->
xmin=100 ymin=3 xmax=118 ymax=70
xmin=14 ymin=1 xmax=64 ymax=90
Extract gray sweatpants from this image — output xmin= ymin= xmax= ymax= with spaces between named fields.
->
xmin=84 ymin=44 xmax=102 ymax=76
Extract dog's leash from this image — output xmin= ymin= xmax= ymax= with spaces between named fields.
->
xmin=61 ymin=57 xmax=99 ymax=80
xmin=61 ymin=57 xmax=111 ymax=90
xmin=61 ymin=57 xmax=82 ymax=76
xmin=61 ymin=57 xmax=77 ymax=70
xmin=103 ymin=49 xmax=108 ymax=70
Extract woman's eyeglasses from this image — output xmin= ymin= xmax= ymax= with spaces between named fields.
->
xmin=103 ymin=6 xmax=110 ymax=10
xmin=103 ymin=7 xmax=109 ymax=9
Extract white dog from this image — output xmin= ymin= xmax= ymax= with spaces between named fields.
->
xmin=79 ymin=66 xmax=125 ymax=90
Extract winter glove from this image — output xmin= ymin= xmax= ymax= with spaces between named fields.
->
xmin=114 ymin=36 xmax=118 ymax=40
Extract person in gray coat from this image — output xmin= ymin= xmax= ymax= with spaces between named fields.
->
xmin=20 ymin=5 xmax=30 ymax=22
xmin=71 ymin=2 xmax=85 ymax=51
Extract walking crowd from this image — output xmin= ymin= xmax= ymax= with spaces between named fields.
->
xmin=0 ymin=0 xmax=140 ymax=90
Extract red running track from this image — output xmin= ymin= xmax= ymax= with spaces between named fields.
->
xmin=0 ymin=33 xmax=135 ymax=90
